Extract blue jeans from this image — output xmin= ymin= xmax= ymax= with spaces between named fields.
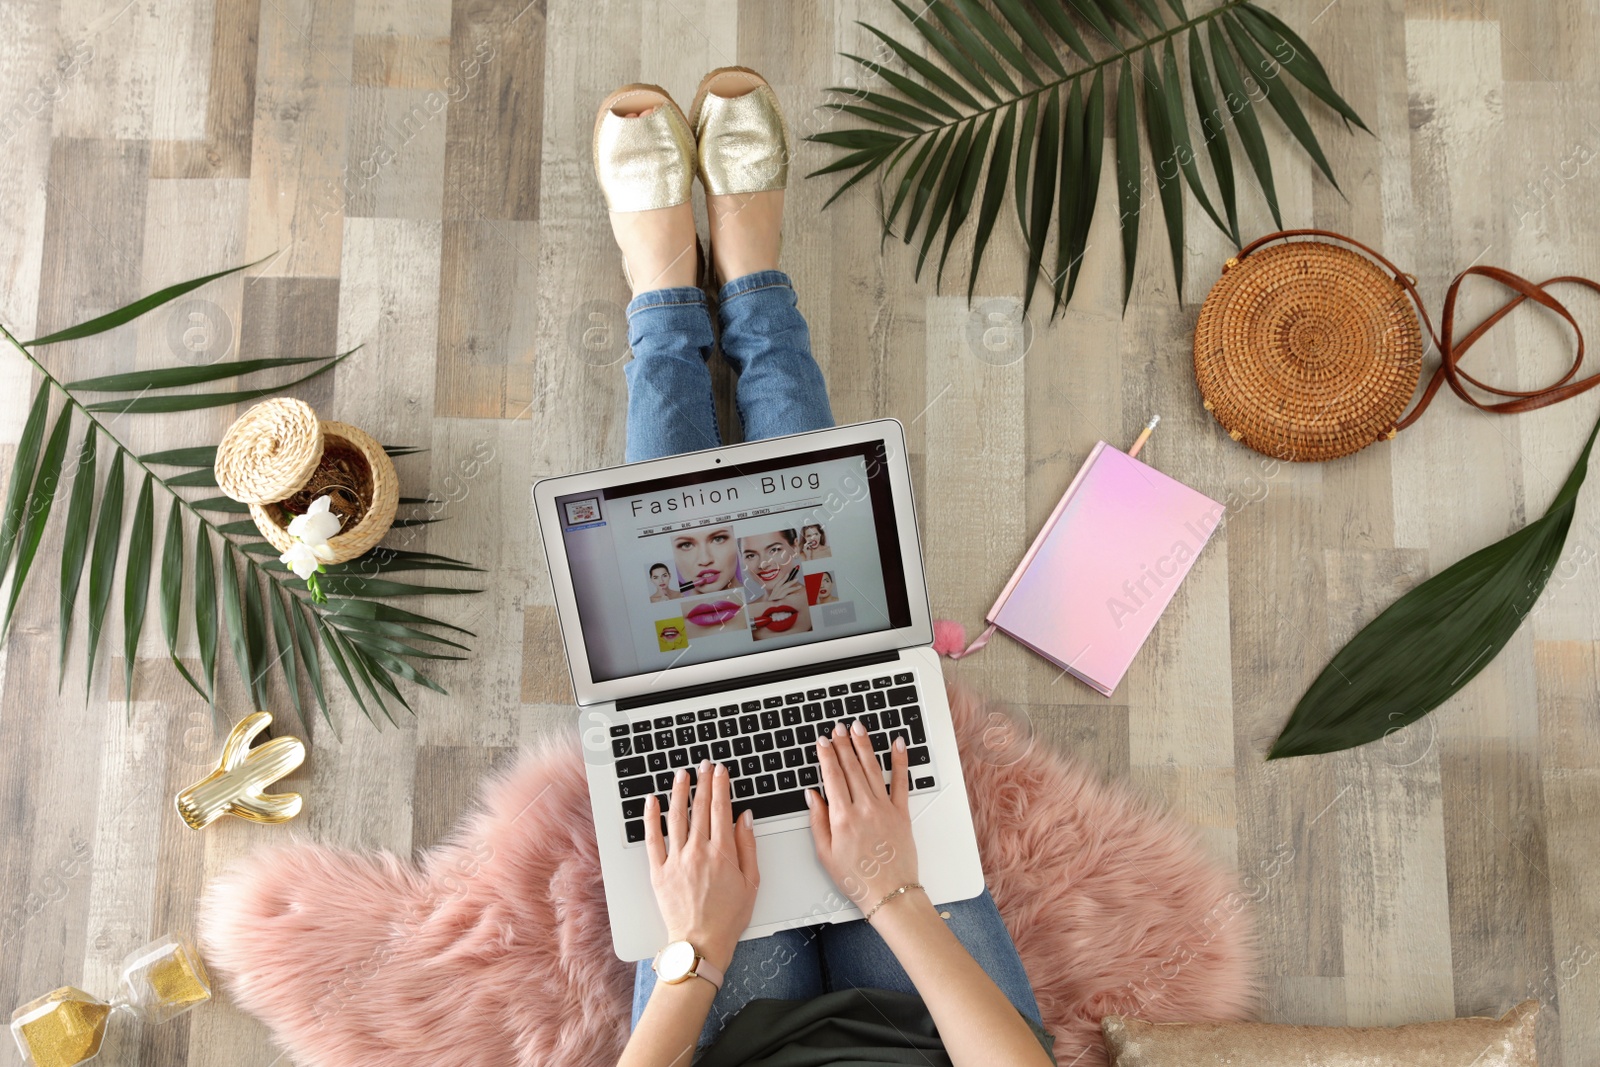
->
xmin=624 ymin=270 xmax=834 ymax=461
xmin=630 ymin=888 xmax=1044 ymax=1051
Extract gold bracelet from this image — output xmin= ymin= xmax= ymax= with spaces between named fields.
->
xmin=863 ymin=882 xmax=924 ymax=923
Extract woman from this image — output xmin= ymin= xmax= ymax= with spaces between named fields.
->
xmin=596 ymin=68 xmax=1053 ymax=1067
xmin=738 ymin=529 xmax=812 ymax=639
xmin=670 ymin=526 xmax=739 ymax=595
xmin=813 ymin=570 xmax=836 ymax=605
xmin=800 ymin=523 xmax=831 ymax=561
xmin=648 ymin=562 xmax=682 ymax=603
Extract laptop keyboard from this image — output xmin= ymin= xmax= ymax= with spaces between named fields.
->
xmin=610 ymin=671 xmax=938 ymax=845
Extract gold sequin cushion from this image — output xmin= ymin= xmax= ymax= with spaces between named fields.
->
xmin=1102 ymin=1001 xmax=1539 ymax=1067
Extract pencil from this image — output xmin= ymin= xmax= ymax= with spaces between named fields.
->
xmin=1127 ymin=415 xmax=1160 ymax=459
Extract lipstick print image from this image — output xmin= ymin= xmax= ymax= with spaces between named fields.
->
xmin=804 ymin=570 xmax=837 ymax=605
xmin=655 ymin=617 xmax=688 ymax=652
xmin=679 ymin=589 xmax=748 ymax=639
xmin=671 ymin=525 xmax=740 ymax=594
xmin=749 ymin=565 xmax=812 ymax=641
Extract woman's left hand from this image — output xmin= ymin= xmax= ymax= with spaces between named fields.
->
xmin=644 ymin=761 xmax=760 ymax=969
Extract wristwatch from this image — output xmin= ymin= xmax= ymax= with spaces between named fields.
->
xmin=651 ymin=939 xmax=725 ymax=991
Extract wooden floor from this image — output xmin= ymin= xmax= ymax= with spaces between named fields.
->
xmin=2 ymin=0 xmax=1598 ymax=1063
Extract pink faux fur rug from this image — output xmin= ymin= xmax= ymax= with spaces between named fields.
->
xmin=199 ymin=685 xmax=1256 ymax=1066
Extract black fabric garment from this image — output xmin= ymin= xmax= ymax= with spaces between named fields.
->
xmin=694 ymin=987 xmax=1056 ymax=1067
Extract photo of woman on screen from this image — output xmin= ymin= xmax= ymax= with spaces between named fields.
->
xmin=741 ymin=530 xmax=812 ymax=639
xmin=671 ymin=526 xmax=739 ymax=594
xmin=799 ymin=523 xmax=831 ymax=560
xmin=647 ymin=562 xmax=681 ymax=603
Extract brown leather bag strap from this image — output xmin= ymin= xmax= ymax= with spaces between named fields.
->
xmin=1238 ymin=229 xmax=1600 ymax=433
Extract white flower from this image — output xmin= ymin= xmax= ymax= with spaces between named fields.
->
xmin=279 ymin=542 xmax=323 ymax=580
xmin=287 ymin=495 xmax=343 ymax=546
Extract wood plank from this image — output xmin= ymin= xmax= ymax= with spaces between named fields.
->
xmin=921 ymin=295 xmax=1027 ymax=700
xmin=1325 ymin=549 xmax=1456 ymax=1026
xmin=150 ymin=0 xmax=261 ymax=179
xmin=412 ymin=744 xmax=513 ymax=849
xmin=351 ymin=34 xmax=451 ymax=89
xmin=441 ymin=0 xmax=544 ymax=221
xmin=434 ymin=219 xmax=539 ymax=418
xmin=1535 ymin=641 xmax=1600 ymax=1067
xmin=246 ymin=0 xmax=354 ymax=276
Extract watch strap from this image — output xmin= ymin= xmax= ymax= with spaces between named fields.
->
xmin=691 ymin=953 xmax=724 ymax=991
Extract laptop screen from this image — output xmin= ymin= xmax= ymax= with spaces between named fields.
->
xmin=552 ymin=440 xmax=914 ymax=683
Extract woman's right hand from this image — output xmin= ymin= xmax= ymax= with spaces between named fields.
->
xmin=805 ymin=723 xmax=919 ymax=909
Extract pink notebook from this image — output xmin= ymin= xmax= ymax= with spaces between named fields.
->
xmin=984 ymin=442 xmax=1222 ymax=695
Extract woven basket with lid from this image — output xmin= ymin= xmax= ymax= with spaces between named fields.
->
xmin=1195 ymin=228 xmax=1600 ymax=462
xmin=214 ymin=398 xmax=398 ymax=565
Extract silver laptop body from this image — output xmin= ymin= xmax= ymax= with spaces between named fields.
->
xmin=533 ymin=419 xmax=984 ymax=961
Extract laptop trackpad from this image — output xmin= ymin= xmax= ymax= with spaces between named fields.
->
xmin=748 ymin=820 xmax=850 ymax=927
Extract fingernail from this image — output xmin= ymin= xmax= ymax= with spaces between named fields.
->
xmin=716 ymin=762 xmax=727 ymax=775
xmin=818 ymin=736 xmax=830 ymax=747
xmin=852 ymin=722 xmax=866 ymax=736
xmin=804 ymin=788 xmax=813 ymax=805
xmin=675 ymin=768 xmax=686 ymax=781
xmin=701 ymin=759 xmax=711 ymax=772
xmin=741 ymin=810 xmax=753 ymax=827
xmin=894 ymin=737 xmax=906 ymax=751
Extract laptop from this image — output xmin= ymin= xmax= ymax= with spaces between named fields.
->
xmin=533 ymin=419 xmax=985 ymax=961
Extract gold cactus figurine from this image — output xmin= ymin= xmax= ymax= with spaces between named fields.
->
xmin=175 ymin=711 xmax=306 ymax=830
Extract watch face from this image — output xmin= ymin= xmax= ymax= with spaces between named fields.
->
xmin=656 ymin=940 xmax=696 ymax=982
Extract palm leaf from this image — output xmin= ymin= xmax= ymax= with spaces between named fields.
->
xmin=160 ymin=496 xmax=209 ymax=703
xmin=915 ymin=120 xmax=979 ymax=281
xmin=1142 ymin=51 xmax=1185 ymax=299
xmin=1 ymin=261 xmax=482 ymax=732
xmin=1022 ymin=86 xmax=1062 ymax=313
xmin=84 ymin=347 xmax=359 ymax=415
xmin=218 ymin=544 xmax=253 ymax=705
xmin=1114 ymin=59 xmax=1142 ymax=309
xmin=58 ymin=426 xmax=97 ymax=690
xmin=331 ymin=615 xmax=470 ymax=650
xmin=68 ymin=355 xmax=333 ymax=392
xmin=968 ymin=105 xmax=1020 ymax=299
xmin=1188 ymin=27 xmax=1240 ymax=245
xmin=267 ymin=583 xmax=306 ymax=732
xmin=193 ymin=524 xmax=218 ymax=707
xmin=1053 ymin=70 xmax=1105 ymax=313
xmin=321 ymin=597 xmax=476 ymax=635
xmin=2 ymin=403 xmax=73 ymax=639
xmin=121 ymin=473 xmax=155 ymax=715
xmin=0 ymin=386 xmax=50 ymax=580
xmin=84 ymin=449 xmax=126 ymax=698
xmin=938 ymin=111 xmax=996 ymax=282
xmin=1272 ymin=415 xmax=1600 ymax=759
xmin=316 ymin=616 xmax=375 ymax=725
xmin=291 ymin=598 xmax=333 ymax=733
xmin=1013 ymin=94 xmax=1041 ymax=235
xmin=953 ymin=0 xmax=1042 ymax=86
xmin=811 ymin=0 xmax=1363 ymax=315
xmin=1208 ymin=19 xmax=1282 ymax=229
xmin=1222 ymin=14 xmax=1339 ymax=191
xmin=1160 ymin=40 xmax=1229 ymax=240
xmin=23 ymin=255 xmax=269 ymax=346
xmin=1237 ymin=3 xmax=1368 ymax=132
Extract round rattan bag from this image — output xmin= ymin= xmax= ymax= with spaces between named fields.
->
xmin=214 ymin=398 xmax=399 ymax=565
xmin=1195 ymin=229 xmax=1600 ymax=462
xmin=1194 ymin=235 xmax=1423 ymax=462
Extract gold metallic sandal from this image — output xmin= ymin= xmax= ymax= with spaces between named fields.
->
xmin=688 ymin=67 xmax=791 ymax=197
xmin=592 ymin=83 xmax=700 ymax=289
